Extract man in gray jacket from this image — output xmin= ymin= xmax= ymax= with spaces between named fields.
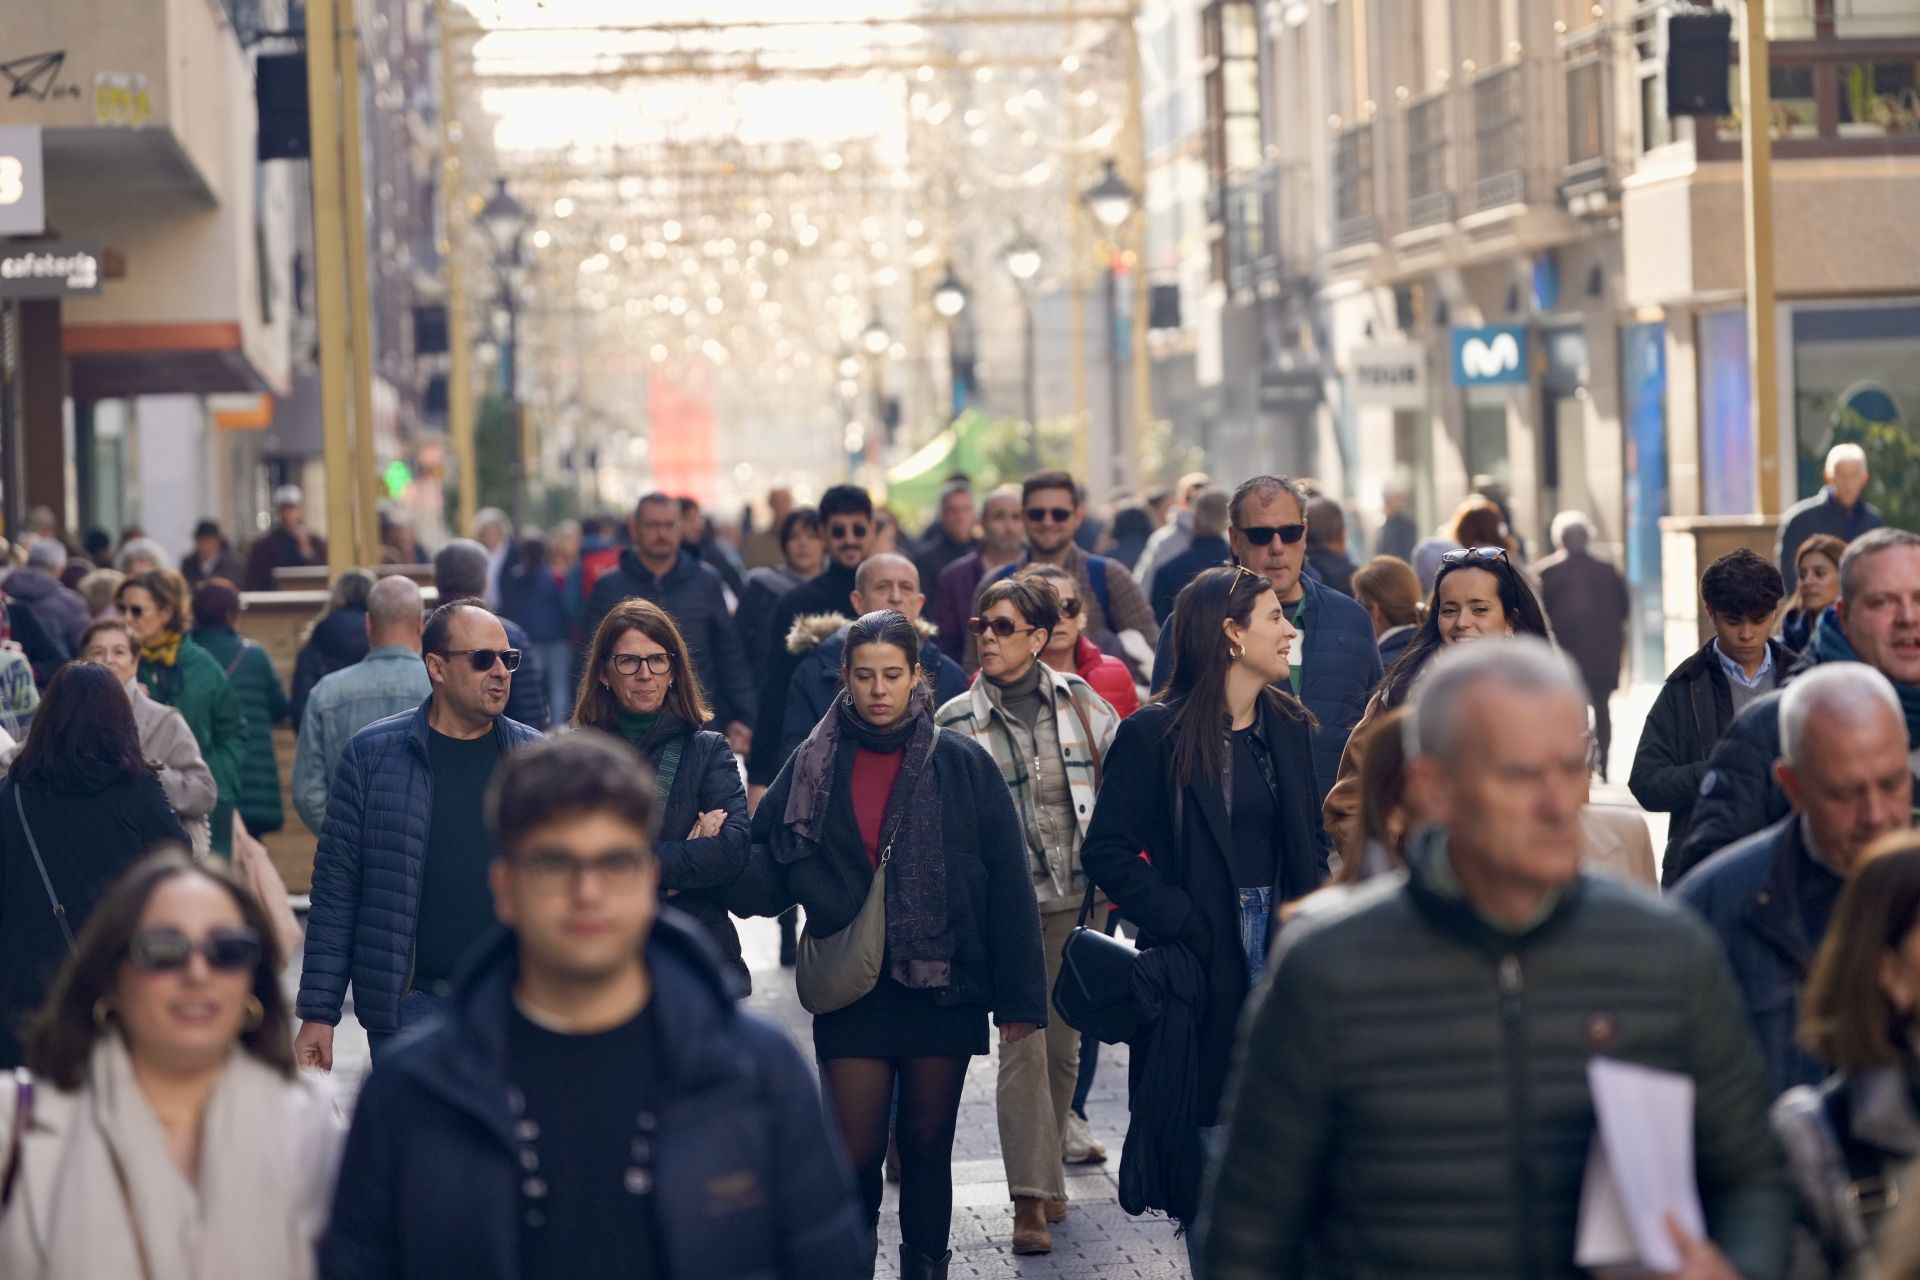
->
xmin=1199 ymin=639 xmax=1790 ymax=1280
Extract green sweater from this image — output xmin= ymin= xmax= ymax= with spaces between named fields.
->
xmin=140 ymin=635 xmax=247 ymax=856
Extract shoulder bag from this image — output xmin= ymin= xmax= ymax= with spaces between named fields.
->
xmin=13 ymin=783 xmax=76 ymax=955
xmin=795 ymin=834 xmax=893 ymax=1016
xmin=1050 ymin=701 xmax=1143 ymax=1044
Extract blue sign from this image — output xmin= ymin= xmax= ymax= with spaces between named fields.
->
xmin=1450 ymin=325 xmax=1529 ymax=387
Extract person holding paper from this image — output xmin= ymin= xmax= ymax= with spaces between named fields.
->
xmin=1196 ymin=638 xmax=1791 ymax=1280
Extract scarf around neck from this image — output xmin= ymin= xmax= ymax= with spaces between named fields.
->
xmin=781 ymin=684 xmax=954 ymax=989
xmin=139 ymin=632 xmax=182 ymax=669
xmin=1808 ymin=611 xmax=1920 ymax=745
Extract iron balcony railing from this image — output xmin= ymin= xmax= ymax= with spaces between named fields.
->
xmin=1404 ymin=89 xmax=1456 ymax=228
xmin=1333 ymin=121 xmax=1379 ymax=247
xmin=1472 ymin=60 xmax=1529 ymax=211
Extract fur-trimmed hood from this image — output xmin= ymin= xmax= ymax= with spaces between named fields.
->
xmin=784 ymin=612 xmax=939 ymax=657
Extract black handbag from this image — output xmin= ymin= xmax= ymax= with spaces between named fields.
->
xmin=1051 ymin=881 xmax=1140 ymax=1044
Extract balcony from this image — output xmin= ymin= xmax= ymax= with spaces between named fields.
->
xmin=1332 ymin=121 xmax=1380 ymax=248
xmin=1697 ymin=36 xmax=1920 ymax=160
xmin=1471 ymin=61 xmax=1529 ymax=211
xmin=1560 ymin=25 xmax=1621 ymax=207
xmin=1223 ymin=162 xmax=1300 ymax=297
xmin=1404 ymin=89 xmax=1456 ymax=228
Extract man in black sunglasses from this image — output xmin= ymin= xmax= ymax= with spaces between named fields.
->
xmin=1149 ymin=475 xmax=1382 ymax=803
xmin=296 ymin=597 xmax=548 ymax=1073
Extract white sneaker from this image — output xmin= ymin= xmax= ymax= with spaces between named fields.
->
xmin=1062 ymin=1111 xmax=1107 ymax=1164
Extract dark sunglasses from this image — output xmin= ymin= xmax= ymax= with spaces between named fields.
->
xmin=828 ymin=521 xmax=870 ymax=541
xmin=1026 ymin=507 xmax=1074 ymax=525
xmin=128 ymin=926 xmax=262 ymax=974
xmin=610 ymin=652 xmax=673 ymax=677
xmin=969 ymin=616 xmax=1041 ymax=638
xmin=437 ymin=647 xmax=523 ymax=672
xmin=1441 ymin=546 xmax=1510 ymax=567
xmin=1238 ymin=523 xmax=1307 ymax=547
xmin=1056 ymin=597 xmax=1083 ymax=619
xmin=121 ymin=603 xmax=150 ymax=618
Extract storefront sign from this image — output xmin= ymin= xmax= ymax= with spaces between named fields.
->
xmin=1349 ymin=343 xmax=1427 ymax=409
xmin=0 ymin=240 xmax=104 ymax=298
xmin=1451 ymin=325 xmax=1529 ymax=387
xmin=1258 ymin=366 xmax=1321 ymax=412
xmin=0 ymin=126 xmax=45 ymax=237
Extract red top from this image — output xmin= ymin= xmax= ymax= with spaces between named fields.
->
xmin=1074 ymin=635 xmax=1141 ymax=718
xmin=850 ymin=747 xmax=906 ymax=867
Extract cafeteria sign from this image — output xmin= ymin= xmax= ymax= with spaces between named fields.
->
xmin=0 ymin=241 xmax=104 ymax=298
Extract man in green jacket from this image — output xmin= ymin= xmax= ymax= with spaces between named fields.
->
xmin=1199 ymin=638 xmax=1790 ymax=1280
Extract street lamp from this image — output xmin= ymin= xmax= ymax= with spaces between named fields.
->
xmin=859 ymin=316 xmax=892 ymax=449
xmin=1082 ymin=157 xmax=1138 ymax=493
xmin=930 ymin=264 xmax=973 ymax=420
xmin=480 ymin=177 xmax=532 ymax=524
xmin=479 ymin=178 xmax=529 ymax=256
xmin=861 ymin=314 xmax=892 ymax=357
xmin=931 ymin=263 xmax=969 ymax=319
xmin=1000 ymin=228 xmax=1043 ymax=426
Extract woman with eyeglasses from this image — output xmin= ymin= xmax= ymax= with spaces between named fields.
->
xmin=78 ymin=618 xmax=219 ymax=856
xmin=1020 ymin=564 xmax=1140 ymax=718
xmin=0 ymin=664 xmax=190 ymax=1068
xmin=573 ymin=599 xmax=752 ymax=991
xmin=934 ymin=577 xmax=1120 ymax=1256
xmin=115 ymin=570 xmax=247 ymax=858
xmin=0 ymin=850 xmax=342 ymax=1278
xmin=1080 ymin=566 xmax=1331 ymax=1254
xmin=739 ymin=609 xmax=1047 ymax=1280
xmin=1322 ymin=546 xmax=1553 ymax=854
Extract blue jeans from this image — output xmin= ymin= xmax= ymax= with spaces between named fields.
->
xmin=367 ymin=989 xmax=448 ymax=1065
xmin=1237 ymin=888 xmax=1274 ymax=986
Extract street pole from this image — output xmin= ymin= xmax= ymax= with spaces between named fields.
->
xmin=1103 ymin=259 xmax=1123 ymax=495
xmin=503 ymin=276 xmax=526 ymax=526
xmin=1023 ymin=294 xmax=1037 ymax=427
xmin=304 ymin=0 xmax=357 ymax=579
xmin=1123 ymin=4 xmax=1150 ymax=494
xmin=336 ymin=6 xmax=381 ymax=566
xmin=436 ymin=0 xmax=476 ymax=541
xmin=1742 ymin=0 xmax=1782 ymax=515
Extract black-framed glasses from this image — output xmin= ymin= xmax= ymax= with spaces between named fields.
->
xmin=969 ymin=616 xmax=1041 ymax=639
xmin=610 ymin=652 xmax=673 ymax=677
xmin=436 ymin=647 xmax=523 ymax=673
xmin=512 ymin=847 xmax=651 ymax=890
xmin=128 ymin=926 xmax=262 ymax=974
xmin=1441 ymin=546 xmax=1510 ymax=567
xmin=1025 ymin=506 xmax=1074 ymax=525
xmin=827 ymin=521 xmax=871 ymax=541
xmin=1238 ymin=522 xmax=1308 ymax=547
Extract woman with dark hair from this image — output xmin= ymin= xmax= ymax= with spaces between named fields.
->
xmin=739 ymin=505 xmax=825 ymax=687
xmin=190 ymin=579 xmax=289 ymax=836
xmin=739 ymin=609 xmax=1046 ymax=1280
xmin=1780 ymin=532 xmax=1846 ymax=655
xmin=0 ymin=663 xmax=189 ymax=1066
xmin=289 ymin=567 xmax=377 ymax=727
xmin=1322 ymin=547 xmax=1553 ymax=852
xmin=0 ymin=850 xmax=341 ymax=1276
xmin=117 ymin=570 xmax=246 ymax=858
xmin=1774 ymin=831 xmax=1920 ymax=1278
xmin=1080 ymin=566 xmax=1331 ymax=1248
xmin=573 ymin=598 xmax=753 ymax=989
xmin=79 ymin=618 xmax=218 ymax=855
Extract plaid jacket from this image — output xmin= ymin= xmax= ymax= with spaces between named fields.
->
xmin=936 ymin=666 xmax=1120 ymax=909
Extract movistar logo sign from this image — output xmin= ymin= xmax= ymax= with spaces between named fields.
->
xmin=1450 ymin=325 xmax=1529 ymax=387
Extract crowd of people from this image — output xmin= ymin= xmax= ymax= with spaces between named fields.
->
xmin=0 ymin=440 xmax=1916 ymax=1280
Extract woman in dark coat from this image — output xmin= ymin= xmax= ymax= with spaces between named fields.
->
xmin=0 ymin=663 xmax=189 ymax=1065
xmin=573 ymin=597 xmax=753 ymax=991
xmin=738 ymin=610 xmax=1048 ymax=1280
xmin=189 ymin=578 xmax=290 ymax=835
xmin=289 ymin=568 xmax=376 ymax=727
xmin=1080 ymin=566 xmax=1330 ymax=1240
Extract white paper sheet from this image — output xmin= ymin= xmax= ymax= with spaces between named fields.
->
xmin=1574 ymin=1057 xmax=1705 ymax=1274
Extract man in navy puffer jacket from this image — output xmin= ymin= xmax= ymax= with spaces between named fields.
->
xmin=296 ymin=599 xmax=545 ymax=1069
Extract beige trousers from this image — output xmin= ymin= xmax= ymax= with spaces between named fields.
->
xmin=997 ymin=905 xmax=1081 ymax=1202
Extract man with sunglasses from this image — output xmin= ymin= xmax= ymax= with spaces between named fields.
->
xmin=581 ymin=494 xmax=755 ymax=754
xmin=1149 ymin=475 xmax=1382 ymax=802
xmin=970 ymin=470 xmax=1160 ymax=680
xmin=321 ymin=733 xmax=867 ymax=1280
xmin=296 ymin=597 xmax=548 ymax=1071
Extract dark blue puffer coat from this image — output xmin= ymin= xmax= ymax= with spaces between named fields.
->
xmin=1150 ymin=574 xmax=1380 ymax=801
xmin=296 ymin=701 xmax=545 ymax=1035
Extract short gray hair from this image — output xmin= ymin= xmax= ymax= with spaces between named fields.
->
xmin=1407 ymin=636 xmax=1587 ymax=761
xmin=855 ymin=552 xmax=919 ymax=595
xmin=470 ymin=506 xmax=513 ymax=539
xmin=1549 ymin=510 xmax=1592 ymax=550
xmin=1825 ymin=442 xmax=1868 ymax=477
xmin=114 ymin=536 xmax=175 ymax=574
xmin=25 ymin=538 xmax=65 ymax=571
xmin=1191 ymin=487 xmax=1230 ymax=538
xmin=1780 ymin=663 xmax=1907 ymax=769
xmin=366 ymin=574 xmax=425 ymax=631
xmin=434 ymin=539 xmax=491 ymax=599
xmin=1839 ymin=527 xmax=1920 ymax=604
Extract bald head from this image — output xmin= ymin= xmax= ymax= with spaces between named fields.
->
xmin=852 ymin=553 xmax=925 ymax=624
xmin=366 ymin=575 xmax=425 ymax=649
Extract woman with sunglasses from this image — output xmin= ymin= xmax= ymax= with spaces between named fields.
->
xmin=0 ymin=663 xmax=190 ymax=1068
xmin=115 ymin=570 xmax=246 ymax=858
xmin=0 ymin=850 xmax=342 ymax=1278
xmin=934 ymin=577 xmax=1120 ymax=1255
xmin=1020 ymin=564 xmax=1140 ymax=718
xmin=573 ymin=599 xmax=752 ymax=990
xmin=739 ymin=609 xmax=1047 ymax=1280
xmin=1080 ymin=566 xmax=1331 ymax=1255
xmin=1322 ymin=546 xmax=1552 ymax=853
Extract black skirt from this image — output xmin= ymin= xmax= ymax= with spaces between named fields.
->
xmin=812 ymin=971 xmax=989 ymax=1061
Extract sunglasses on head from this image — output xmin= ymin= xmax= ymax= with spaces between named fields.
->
xmin=968 ymin=616 xmax=1041 ymax=638
xmin=828 ymin=521 xmax=870 ymax=541
xmin=1026 ymin=507 xmax=1074 ymax=525
xmin=1238 ymin=523 xmax=1308 ymax=547
xmin=128 ymin=926 xmax=262 ymax=974
xmin=437 ymin=647 xmax=523 ymax=673
xmin=1441 ymin=546 xmax=1510 ymax=567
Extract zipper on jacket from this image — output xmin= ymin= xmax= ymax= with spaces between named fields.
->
xmin=1496 ymin=953 xmax=1540 ymax=1277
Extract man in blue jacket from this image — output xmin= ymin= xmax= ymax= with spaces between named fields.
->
xmin=296 ymin=598 xmax=547 ymax=1069
xmin=320 ymin=733 xmax=866 ymax=1280
xmin=1151 ymin=474 xmax=1381 ymax=801
xmin=1675 ymin=663 xmax=1912 ymax=1096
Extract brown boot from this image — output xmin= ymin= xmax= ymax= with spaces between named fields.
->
xmin=1044 ymin=1199 xmax=1067 ymax=1224
xmin=1012 ymin=1197 xmax=1053 ymax=1254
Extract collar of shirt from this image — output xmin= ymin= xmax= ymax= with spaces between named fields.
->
xmin=1713 ymin=637 xmax=1773 ymax=690
xmin=1797 ymin=815 xmax=1848 ymax=881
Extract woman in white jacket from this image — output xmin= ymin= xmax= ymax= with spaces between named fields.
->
xmin=80 ymin=619 xmax=217 ymax=853
xmin=0 ymin=850 xmax=342 ymax=1280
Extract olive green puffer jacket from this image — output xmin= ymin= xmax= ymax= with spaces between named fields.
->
xmin=191 ymin=625 xmax=289 ymax=834
xmin=1199 ymin=836 xmax=1792 ymax=1280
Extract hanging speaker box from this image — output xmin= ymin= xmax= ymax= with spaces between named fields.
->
xmin=258 ymin=53 xmax=311 ymax=161
xmin=1666 ymin=10 xmax=1734 ymax=119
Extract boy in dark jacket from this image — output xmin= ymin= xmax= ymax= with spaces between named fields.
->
xmin=320 ymin=733 xmax=866 ymax=1280
xmin=1630 ymin=548 xmax=1790 ymax=884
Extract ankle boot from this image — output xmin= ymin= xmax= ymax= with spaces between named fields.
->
xmin=1012 ymin=1195 xmax=1053 ymax=1254
xmin=898 ymin=1242 xmax=951 ymax=1280
xmin=1044 ymin=1197 xmax=1067 ymax=1224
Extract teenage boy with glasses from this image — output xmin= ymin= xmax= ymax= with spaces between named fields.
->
xmin=295 ymin=597 xmax=548 ymax=1070
xmin=1149 ymin=475 xmax=1382 ymax=802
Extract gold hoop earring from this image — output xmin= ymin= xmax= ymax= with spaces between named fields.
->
xmin=92 ymin=998 xmax=113 ymax=1029
xmin=242 ymin=995 xmax=265 ymax=1032
xmin=1228 ymin=643 xmax=1246 ymax=662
